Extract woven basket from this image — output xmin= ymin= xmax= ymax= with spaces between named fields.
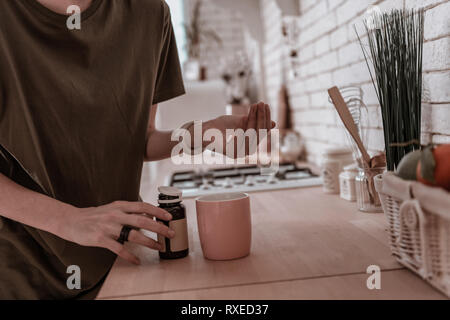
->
xmin=375 ymin=172 xmax=450 ymax=297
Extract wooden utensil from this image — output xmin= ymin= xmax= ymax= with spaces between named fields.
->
xmin=328 ymin=86 xmax=372 ymax=167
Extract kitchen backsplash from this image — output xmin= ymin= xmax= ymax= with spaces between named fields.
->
xmin=261 ymin=0 xmax=450 ymax=165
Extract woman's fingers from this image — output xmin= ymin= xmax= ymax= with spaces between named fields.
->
xmin=113 ymin=201 xmax=172 ymax=221
xmin=264 ymin=104 xmax=271 ymax=154
xmin=246 ymin=104 xmax=257 ymax=130
xmin=256 ymin=103 xmax=268 ymax=146
xmin=119 ymin=213 xmax=175 ymax=239
xmin=102 ymin=237 xmax=141 ymax=265
xmin=256 ymin=102 xmax=266 ymax=131
xmin=128 ymin=230 xmax=163 ymax=251
xmin=246 ymin=105 xmax=257 ymax=155
xmin=246 ymin=102 xmax=274 ymax=131
xmin=265 ymin=104 xmax=272 ymax=130
xmin=243 ymin=102 xmax=275 ymax=156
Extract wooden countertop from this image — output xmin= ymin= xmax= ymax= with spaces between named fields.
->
xmin=97 ymin=160 xmax=446 ymax=300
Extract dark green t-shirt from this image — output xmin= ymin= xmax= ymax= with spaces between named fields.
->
xmin=0 ymin=0 xmax=185 ymax=299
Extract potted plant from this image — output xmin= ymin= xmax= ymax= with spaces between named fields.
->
xmin=357 ymin=9 xmax=425 ymax=171
xmin=183 ymin=0 xmax=222 ymax=81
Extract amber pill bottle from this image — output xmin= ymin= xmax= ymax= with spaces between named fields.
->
xmin=156 ymin=186 xmax=189 ymax=259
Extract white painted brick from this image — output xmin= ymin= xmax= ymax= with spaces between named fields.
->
xmin=304 ymin=12 xmax=337 ymax=41
xmin=376 ymin=0 xmax=404 ymax=12
xmin=330 ymin=26 xmax=348 ymax=49
xmin=306 ymin=72 xmax=333 ymax=92
xmin=328 ymin=0 xmax=346 ymax=12
xmin=338 ymin=42 xmax=364 ymax=67
xmin=290 ymin=94 xmax=310 ymax=109
xmin=305 ymin=76 xmax=320 ymax=92
xmin=336 ymin=0 xmax=377 ymax=26
xmin=405 ymin=0 xmax=442 ymax=9
xmin=316 ymin=72 xmax=334 ymax=91
xmin=310 ymin=91 xmax=331 ymax=108
xmin=301 ymin=59 xmax=318 ymax=77
xmin=316 ymin=51 xmax=339 ymax=73
xmin=333 ymin=61 xmax=371 ymax=86
xmin=422 ymin=104 xmax=450 ymax=135
xmin=423 ymin=71 xmax=450 ymax=103
xmin=424 ymin=2 xmax=450 ymax=40
xmin=423 ymin=37 xmax=450 ymax=71
xmin=432 ymin=134 xmax=450 ymax=144
xmin=288 ymin=78 xmax=308 ymax=95
xmin=301 ymin=0 xmax=318 ymax=14
xmin=300 ymin=109 xmax=336 ymax=124
xmin=315 ymin=35 xmax=330 ymax=56
xmin=300 ymin=0 xmax=328 ymax=28
xmin=300 ymin=43 xmax=315 ymax=63
xmin=297 ymin=124 xmax=325 ymax=140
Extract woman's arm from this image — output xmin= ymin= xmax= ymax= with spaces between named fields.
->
xmin=144 ymin=103 xmax=275 ymax=162
xmin=0 ymin=172 xmax=174 ymax=265
xmin=0 ymin=172 xmax=74 ymax=235
xmin=144 ymin=104 xmax=217 ymax=161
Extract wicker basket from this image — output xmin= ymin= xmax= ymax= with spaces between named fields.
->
xmin=375 ymin=172 xmax=450 ymax=297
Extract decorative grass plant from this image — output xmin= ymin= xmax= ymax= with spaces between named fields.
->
xmin=358 ymin=9 xmax=425 ymax=171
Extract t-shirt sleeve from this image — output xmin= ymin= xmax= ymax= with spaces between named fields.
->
xmin=0 ymin=144 xmax=14 ymax=178
xmin=152 ymin=2 xmax=185 ymax=105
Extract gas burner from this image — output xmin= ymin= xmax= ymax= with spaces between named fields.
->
xmin=168 ymin=164 xmax=322 ymax=198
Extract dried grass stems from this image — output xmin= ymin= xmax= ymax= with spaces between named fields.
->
xmin=357 ymin=9 xmax=424 ymax=171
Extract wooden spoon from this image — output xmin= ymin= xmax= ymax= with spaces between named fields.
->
xmin=328 ymin=86 xmax=371 ymax=167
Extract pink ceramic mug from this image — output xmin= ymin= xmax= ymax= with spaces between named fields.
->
xmin=196 ymin=193 xmax=251 ymax=260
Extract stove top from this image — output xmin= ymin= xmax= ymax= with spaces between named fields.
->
xmin=168 ymin=164 xmax=323 ymax=198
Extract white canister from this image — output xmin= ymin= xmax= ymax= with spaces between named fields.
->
xmin=339 ymin=164 xmax=358 ymax=201
xmin=321 ymin=147 xmax=354 ymax=194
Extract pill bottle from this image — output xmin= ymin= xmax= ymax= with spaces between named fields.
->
xmin=157 ymin=186 xmax=189 ymax=259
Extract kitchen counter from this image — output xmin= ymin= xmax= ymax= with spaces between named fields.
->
xmin=97 ymin=160 xmax=446 ymax=300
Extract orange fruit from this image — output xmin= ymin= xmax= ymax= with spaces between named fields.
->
xmin=417 ymin=145 xmax=450 ymax=191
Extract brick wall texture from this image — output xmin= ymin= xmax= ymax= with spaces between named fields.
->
xmin=185 ymin=0 xmax=247 ymax=80
xmin=261 ymin=0 xmax=450 ymax=165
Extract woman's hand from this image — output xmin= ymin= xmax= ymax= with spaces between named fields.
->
xmin=58 ymin=201 xmax=175 ymax=265
xmin=210 ymin=102 xmax=276 ymax=156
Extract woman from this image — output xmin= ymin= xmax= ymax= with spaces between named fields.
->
xmin=0 ymin=0 xmax=274 ymax=299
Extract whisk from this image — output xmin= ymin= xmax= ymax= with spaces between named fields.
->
xmin=328 ymin=86 xmax=369 ymax=165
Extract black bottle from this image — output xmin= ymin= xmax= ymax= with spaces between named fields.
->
xmin=156 ymin=186 xmax=189 ymax=259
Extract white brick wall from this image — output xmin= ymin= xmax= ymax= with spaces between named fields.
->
xmin=260 ymin=0 xmax=450 ymax=165
xmin=185 ymin=0 xmax=247 ymax=80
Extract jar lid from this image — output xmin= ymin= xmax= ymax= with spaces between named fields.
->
xmin=343 ymin=163 xmax=358 ymax=172
xmin=323 ymin=147 xmax=353 ymax=156
xmin=339 ymin=171 xmax=354 ymax=178
xmin=158 ymin=186 xmax=182 ymax=204
xmin=158 ymin=186 xmax=182 ymax=197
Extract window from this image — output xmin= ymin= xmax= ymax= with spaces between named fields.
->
xmin=166 ymin=0 xmax=187 ymax=66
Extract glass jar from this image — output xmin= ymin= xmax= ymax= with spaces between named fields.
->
xmin=321 ymin=147 xmax=354 ymax=194
xmin=355 ymin=166 xmax=386 ymax=213
xmin=339 ymin=164 xmax=358 ymax=201
xmin=156 ymin=186 xmax=189 ymax=259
